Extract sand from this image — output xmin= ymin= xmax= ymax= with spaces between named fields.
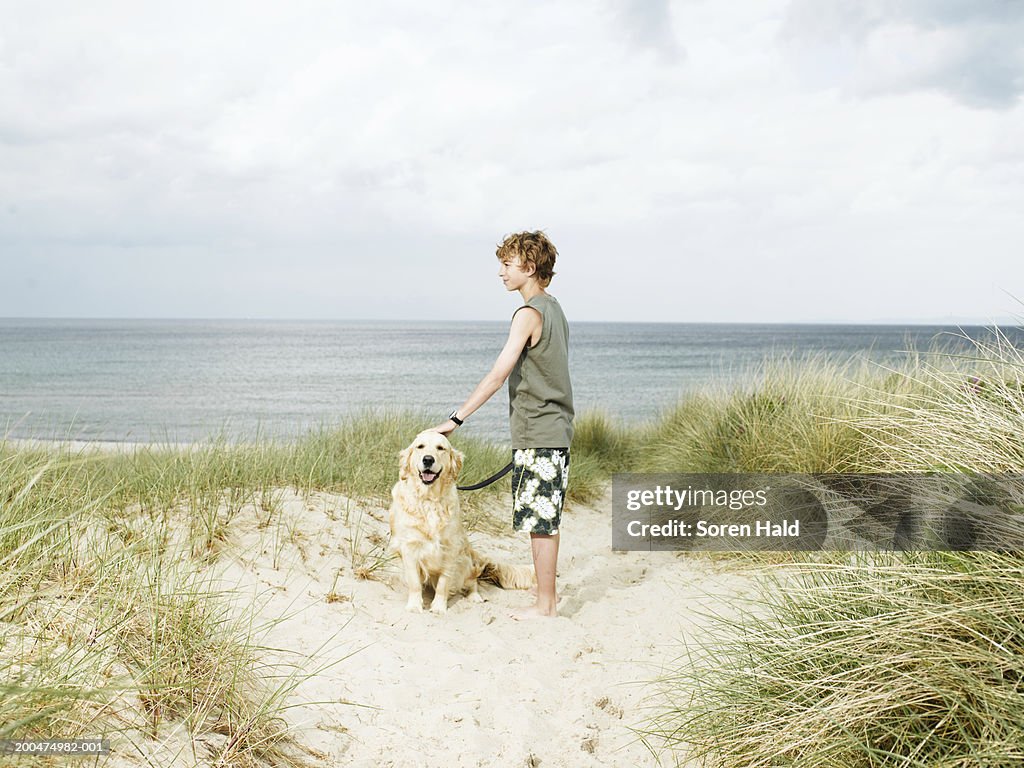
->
xmin=123 ymin=485 xmax=753 ymax=768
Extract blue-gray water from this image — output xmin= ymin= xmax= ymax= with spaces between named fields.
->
xmin=1 ymin=319 xmax=1020 ymax=444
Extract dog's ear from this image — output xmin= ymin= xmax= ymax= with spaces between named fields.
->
xmin=398 ymin=445 xmax=414 ymax=481
xmin=452 ymin=448 xmax=464 ymax=479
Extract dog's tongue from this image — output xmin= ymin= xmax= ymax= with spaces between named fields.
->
xmin=421 ymin=471 xmax=438 ymax=483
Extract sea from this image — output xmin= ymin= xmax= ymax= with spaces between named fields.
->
xmin=1 ymin=319 xmax=1020 ymax=445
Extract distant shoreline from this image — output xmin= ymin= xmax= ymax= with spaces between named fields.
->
xmin=3 ymin=437 xmax=198 ymax=453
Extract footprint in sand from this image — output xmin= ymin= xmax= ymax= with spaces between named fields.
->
xmin=594 ymin=695 xmax=624 ymax=719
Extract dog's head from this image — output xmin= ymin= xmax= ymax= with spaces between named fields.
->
xmin=399 ymin=430 xmax=464 ymax=490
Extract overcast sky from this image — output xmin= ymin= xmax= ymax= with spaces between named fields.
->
xmin=1 ymin=0 xmax=1022 ymax=323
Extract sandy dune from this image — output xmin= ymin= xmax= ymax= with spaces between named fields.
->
xmin=103 ymin=486 xmax=759 ymax=768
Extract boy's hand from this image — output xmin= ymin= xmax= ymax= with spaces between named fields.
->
xmin=430 ymin=419 xmax=458 ymax=435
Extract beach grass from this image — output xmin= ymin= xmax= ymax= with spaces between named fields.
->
xmin=0 ymin=446 xmax=343 ymax=767
xmin=644 ymin=552 xmax=1024 ymax=768
xmin=626 ymin=351 xmax=937 ymax=475
xmin=638 ymin=330 xmax=1024 ymax=767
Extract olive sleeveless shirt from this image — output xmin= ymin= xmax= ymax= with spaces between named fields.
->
xmin=508 ymin=294 xmax=575 ymax=449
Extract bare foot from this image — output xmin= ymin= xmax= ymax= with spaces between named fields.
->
xmin=511 ymin=604 xmax=558 ymax=620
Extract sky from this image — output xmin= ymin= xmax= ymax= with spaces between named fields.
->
xmin=1 ymin=0 xmax=1022 ymax=324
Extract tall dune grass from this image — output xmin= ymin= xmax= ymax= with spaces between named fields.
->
xmin=629 ymin=352 xmax=934 ymax=474
xmin=850 ymin=328 xmax=1024 ymax=473
xmin=639 ymin=329 xmax=1024 ymax=767
xmin=0 ymin=447 xmax=344 ymax=767
xmin=646 ymin=552 xmax=1024 ymax=767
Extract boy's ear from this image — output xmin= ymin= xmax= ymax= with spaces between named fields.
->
xmin=452 ymin=448 xmax=465 ymax=479
xmin=398 ymin=446 xmax=414 ymax=481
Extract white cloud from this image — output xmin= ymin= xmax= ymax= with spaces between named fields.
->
xmin=781 ymin=0 xmax=1024 ymax=108
xmin=0 ymin=0 xmax=1021 ymax=322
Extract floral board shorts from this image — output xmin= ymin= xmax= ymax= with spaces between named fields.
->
xmin=511 ymin=448 xmax=570 ymax=535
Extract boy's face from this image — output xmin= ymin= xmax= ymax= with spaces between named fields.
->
xmin=498 ymin=255 xmax=535 ymax=292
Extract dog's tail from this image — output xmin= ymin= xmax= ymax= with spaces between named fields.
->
xmin=473 ymin=551 xmax=534 ymax=590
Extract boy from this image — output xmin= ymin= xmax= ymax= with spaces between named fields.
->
xmin=431 ymin=230 xmax=574 ymax=619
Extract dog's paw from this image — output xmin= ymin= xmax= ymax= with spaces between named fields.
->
xmin=405 ymin=599 xmax=424 ymax=613
xmin=467 ymin=591 xmax=485 ymax=603
xmin=429 ymin=599 xmax=449 ymax=614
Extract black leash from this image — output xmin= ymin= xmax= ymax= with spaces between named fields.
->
xmin=457 ymin=460 xmax=514 ymax=491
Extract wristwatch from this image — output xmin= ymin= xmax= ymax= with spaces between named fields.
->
xmin=448 ymin=410 xmax=464 ymax=426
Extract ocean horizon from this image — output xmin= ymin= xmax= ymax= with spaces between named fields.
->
xmin=2 ymin=318 xmax=1020 ymax=445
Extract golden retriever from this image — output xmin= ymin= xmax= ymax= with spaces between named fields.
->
xmin=388 ymin=430 xmax=533 ymax=613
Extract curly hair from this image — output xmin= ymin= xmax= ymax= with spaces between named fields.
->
xmin=495 ymin=231 xmax=558 ymax=287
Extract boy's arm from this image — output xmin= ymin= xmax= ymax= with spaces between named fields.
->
xmin=430 ymin=308 xmax=541 ymax=435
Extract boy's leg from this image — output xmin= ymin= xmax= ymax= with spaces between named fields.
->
xmin=528 ymin=532 xmax=559 ymax=616
xmin=511 ymin=447 xmax=566 ymax=618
